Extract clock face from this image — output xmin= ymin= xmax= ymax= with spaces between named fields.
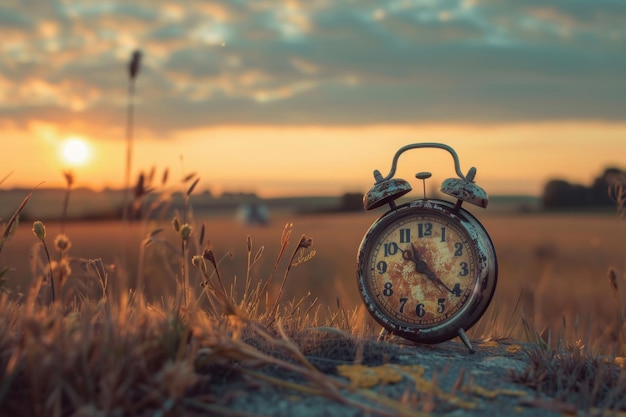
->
xmin=358 ymin=200 xmax=497 ymax=343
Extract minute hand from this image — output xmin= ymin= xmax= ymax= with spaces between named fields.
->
xmin=403 ymin=243 xmax=454 ymax=294
xmin=422 ymin=268 xmax=455 ymax=294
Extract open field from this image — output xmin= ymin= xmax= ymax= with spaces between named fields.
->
xmin=3 ymin=203 xmax=626 ymax=416
xmin=3 ymin=209 xmax=625 ymax=351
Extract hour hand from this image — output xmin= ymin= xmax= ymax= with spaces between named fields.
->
xmin=403 ymin=243 xmax=453 ymax=294
xmin=402 ymin=243 xmax=419 ymax=263
xmin=424 ymin=270 xmax=454 ymax=294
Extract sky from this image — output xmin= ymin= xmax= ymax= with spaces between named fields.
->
xmin=1 ymin=0 xmax=625 ymax=197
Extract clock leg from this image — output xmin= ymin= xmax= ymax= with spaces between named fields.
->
xmin=457 ymin=328 xmax=475 ymax=354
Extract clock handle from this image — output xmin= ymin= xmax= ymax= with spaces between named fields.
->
xmin=365 ymin=142 xmax=488 ymax=210
xmin=375 ymin=142 xmax=468 ymax=182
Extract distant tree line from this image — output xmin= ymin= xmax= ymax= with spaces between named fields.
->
xmin=542 ymin=167 xmax=626 ymax=210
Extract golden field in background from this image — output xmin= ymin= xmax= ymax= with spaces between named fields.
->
xmin=3 ymin=209 xmax=624 ymax=351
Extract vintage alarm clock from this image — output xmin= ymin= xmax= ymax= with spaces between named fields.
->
xmin=357 ymin=143 xmax=497 ymax=353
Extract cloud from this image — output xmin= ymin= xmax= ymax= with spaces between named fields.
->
xmin=0 ymin=0 xmax=625 ymax=136
xmin=0 ymin=5 xmax=33 ymax=29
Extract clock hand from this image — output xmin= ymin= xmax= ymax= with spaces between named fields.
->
xmin=424 ymin=270 xmax=455 ymax=294
xmin=403 ymin=243 xmax=454 ymax=294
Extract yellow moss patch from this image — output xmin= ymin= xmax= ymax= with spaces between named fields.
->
xmin=464 ymin=385 xmax=527 ymax=400
xmin=505 ymin=344 xmax=523 ymax=354
xmin=602 ymin=356 xmax=626 ymax=368
xmin=336 ymin=364 xmax=404 ymax=388
xmin=337 ymin=364 xmax=478 ymax=409
xmin=336 ymin=364 xmax=428 ymax=389
xmin=336 ymin=363 xmax=530 ymax=412
xmin=446 ymin=395 xmax=478 ymax=410
xmin=478 ymin=340 xmax=523 ymax=354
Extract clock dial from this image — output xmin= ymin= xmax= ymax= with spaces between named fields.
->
xmin=358 ymin=199 xmax=497 ymax=343
xmin=366 ymin=212 xmax=477 ymax=327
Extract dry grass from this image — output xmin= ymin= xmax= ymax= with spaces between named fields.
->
xmin=1 ymin=182 xmax=626 ymax=415
xmin=498 ymin=211 xmax=626 ymax=415
xmin=7 ymin=212 xmax=624 ymax=344
xmin=0 ymin=189 xmax=423 ymax=416
xmin=512 ymin=321 xmax=626 ymax=414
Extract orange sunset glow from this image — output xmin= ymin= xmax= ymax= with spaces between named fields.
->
xmin=1 ymin=2 xmax=625 ymax=197
xmin=3 ymin=5 xmax=626 ymax=415
xmin=4 ymin=124 xmax=626 ymax=198
xmin=60 ymin=138 xmax=91 ymax=166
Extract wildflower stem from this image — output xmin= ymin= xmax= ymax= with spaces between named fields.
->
xmin=32 ymin=221 xmax=55 ymax=302
xmin=268 ymin=234 xmax=313 ymax=325
xmin=42 ymin=242 xmax=55 ymax=302
xmin=182 ymin=240 xmax=188 ymax=306
xmin=61 ymin=170 xmax=74 ymax=234
xmin=258 ymin=223 xmax=292 ymax=306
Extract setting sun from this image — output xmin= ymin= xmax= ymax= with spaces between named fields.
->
xmin=61 ymin=138 xmax=91 ymax=166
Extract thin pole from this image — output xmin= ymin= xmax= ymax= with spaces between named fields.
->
xmin=122 ymin=50 xmax=142 ymax=222
xmin=123 ymin=78 xmax=135 ymax=222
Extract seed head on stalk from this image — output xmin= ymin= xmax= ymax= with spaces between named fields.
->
xmin=128 ymin=50 xmax=142 ymax=80
xmin=32 ymin=221 xmax=55 ymax=302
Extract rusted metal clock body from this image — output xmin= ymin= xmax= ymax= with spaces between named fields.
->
xmin=357 ymin=143 xmax=498 ymax=352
